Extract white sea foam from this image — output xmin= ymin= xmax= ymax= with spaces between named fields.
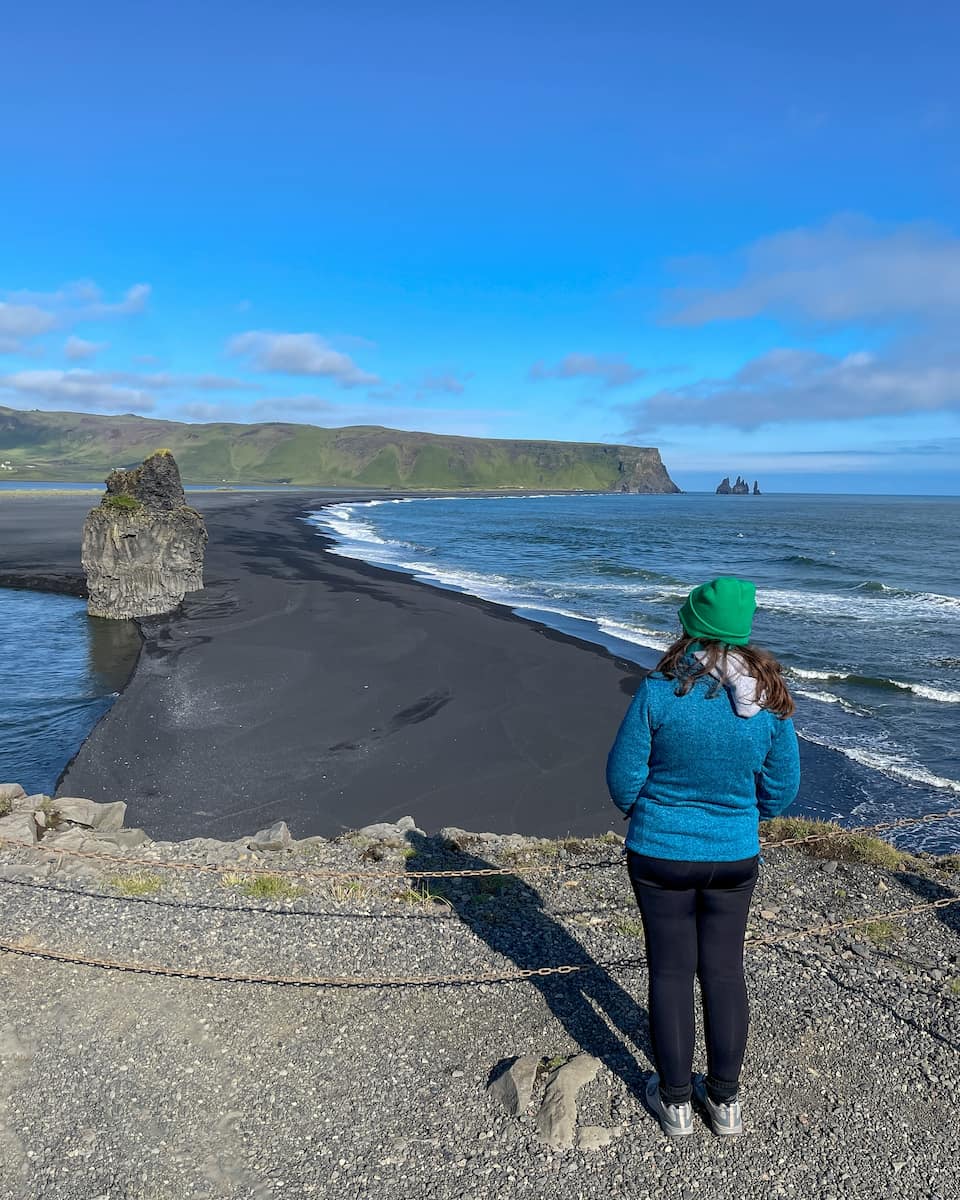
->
xmin=787 ymin=665 xmax=960 ymax=703
xmin=595 ymin=620 xmax=673 ymax=653
xmin=801 ymin=732 xmax=960 ymax=795
xmin=759 ymin=583 xmax=960 ymax=623
xmin=894 ymin=682 xmax=960 ymax=703
xmin=794 ymin=688 xmax=871 ymax=716
xmin=789 ymin=666 xmax=835 ymax=681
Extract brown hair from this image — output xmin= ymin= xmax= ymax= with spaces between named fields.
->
xmin=654 ymin=636 xmax=795 ymax=718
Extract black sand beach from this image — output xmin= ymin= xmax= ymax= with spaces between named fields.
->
xmin=1 ymin=492 xmax=868 ymax=840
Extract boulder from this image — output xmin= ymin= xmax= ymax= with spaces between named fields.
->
xmin=95 ymin=828 xmax=152 ymax=849
xmin=487 ymin=1055 xmax=541 ymax=1117
xmin=356 ymin=817 xmax=423 ymax=841
xmin=437 ymin=827 xmax=499 ymax=851
xmin=535 ymin=1054 xmax=601 ymax=1149
xmin=82 ymin=450 xmax=207 ymax=619
xmin=0 ymin=783 xmax=26 ymax=807
xmin=0 ymin=813 xmax=39 ymax=847
xmin=35 ymin=826 xmax=100 ymax=852
xmin=248 ymin=821 xmax=292 ymax=852
xmin=53 ymin=797 xmax=127 ymax=832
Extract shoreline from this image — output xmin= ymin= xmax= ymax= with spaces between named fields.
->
xmin=0 ymin=491 xmax=919 ymax=843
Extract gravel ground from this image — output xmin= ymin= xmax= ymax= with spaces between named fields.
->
xmin=2 ymin=811 xmax=960 ymax=1200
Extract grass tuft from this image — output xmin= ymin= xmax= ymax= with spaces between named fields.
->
xmin=102 ymin=493 xmax=142 ymax=512
xmin=761 ymin=818 xmax=915 ymax=869
xmin=105 ymin=872 xmax=162 ymax=897
xmin=860 ymin=919 xmax=902 ymax=946
xmin=391 ymin=884 xmax=450 ymax=909
xmin=324 ymin=878 xmax=372 ymax=904
xmin=0 ymin=795 xmax=12 ymax=818
xmin=614 ymin=917 xmax=645 ymax=938
xmin=946 ymin=978 xmax=960 ymax=997
xmin=221 ymin=872 xmax=304 ymax=901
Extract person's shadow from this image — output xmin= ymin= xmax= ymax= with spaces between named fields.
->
xmin=405 ymin=831 xmax=652 ymax=1098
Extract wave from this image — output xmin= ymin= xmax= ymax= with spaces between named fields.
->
xmin=800 ymin=731 xmax=960 ymax=795
xmin=759 ymin=583 xmax=960 ymax=621
xmin=794 ymin=688 xmax=871 ymax=717
xmin=780 ymin=553 xmax=844 ymax=571
xmin=788 ymin=665 xmax=960 ymax=703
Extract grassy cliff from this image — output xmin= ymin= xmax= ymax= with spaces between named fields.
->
xmin=0 ymin=406 xmax=680 ymax=492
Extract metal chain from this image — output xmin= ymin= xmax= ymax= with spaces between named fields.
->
xmin=1 ymin=805 xmax=958 ymax=881
xmin=2 ymin=895 xmax=958 ymax=989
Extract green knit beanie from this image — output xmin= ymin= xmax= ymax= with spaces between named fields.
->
xmin=678 ymin=576 xmax=756 ymax=645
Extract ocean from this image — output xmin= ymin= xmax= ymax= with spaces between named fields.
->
xmin=0 ymin=590 xmax=140 ymax=796
xmin=308 ymin=492 xmax=960 ymax=853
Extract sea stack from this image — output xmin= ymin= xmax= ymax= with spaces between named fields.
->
xmin=753 ymin=480 xmax=761 ymax=495
xmin=716 ymin=475 xmax=752 ymax=494
xmin=81 ymin=450 xmax=207 ymax=619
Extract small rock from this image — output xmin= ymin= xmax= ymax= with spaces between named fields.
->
xmin=0 ymin=783 xmax=27 ymax=805
xmin=487 ymin=1055 xmax=541 ymax=1117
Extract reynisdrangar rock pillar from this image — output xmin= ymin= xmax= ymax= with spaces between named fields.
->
xmin=82 ymin=450 xmax=207 ymax=619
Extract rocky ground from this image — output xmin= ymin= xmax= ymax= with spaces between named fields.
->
xmin=1 ymin=784 xmax=960 ymax=1200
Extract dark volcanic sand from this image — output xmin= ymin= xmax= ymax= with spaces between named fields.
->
xmin=1 ymin=492 xmax=870 ymax=840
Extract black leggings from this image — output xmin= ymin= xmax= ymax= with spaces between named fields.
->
xmin=627 ymin=851 xmax=759 ymax=1105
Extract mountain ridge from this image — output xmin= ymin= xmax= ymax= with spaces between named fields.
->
xmin=0 ymin=405 xmax=680 ymax=491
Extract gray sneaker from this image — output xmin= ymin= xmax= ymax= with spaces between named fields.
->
xmin=692 ymin=1074 xmax=743 ymax=1136
xmin=645 ymin=1074 xmax=693 ymax=1137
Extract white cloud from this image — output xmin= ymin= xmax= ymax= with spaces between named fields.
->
xmin=64 ymin=336 xmax=107 ymax=361
xmin=227 ymin=330 xmax=379 ymax=387
xmin=530 ymin=353 xmax=646 ymax=388
xmin=0 ymin=280 xmax=151 ymax=354
xmin=0 ymin=369 xmax=155 ymax=412
xmin=624 ymin=346 xmax=960 ymax=431
xmin=0 ymin=302 xmax=58 ymax=352
xmin=419 ymin=371 xmax=468 ymax=396
xmin=666 ymin=214 xmax=960 ymax=326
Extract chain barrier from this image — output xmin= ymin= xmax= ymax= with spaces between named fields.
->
xmin=1 ymin=805 xmax=959 ymax=882
xmin=1 ymin=894 xmax=958 ymax=988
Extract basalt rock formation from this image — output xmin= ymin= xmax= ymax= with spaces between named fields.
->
xmin=81 ymin=450 xmax=207 ymax=619
xmin=716 ymin=475 xmax=753 ymax=495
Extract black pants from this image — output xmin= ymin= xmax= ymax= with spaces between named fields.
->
xmin=627 ymin=851 xmax=759 ymax=1105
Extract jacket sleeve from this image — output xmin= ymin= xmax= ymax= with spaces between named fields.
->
xmin=756 ymin=717 xmax=801 ymax=819
xmin=606 ymin=682 xmax=651 ymax=816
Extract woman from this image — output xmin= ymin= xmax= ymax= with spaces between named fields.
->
xmin=606 ymin=576 xmax=800 ymax=1138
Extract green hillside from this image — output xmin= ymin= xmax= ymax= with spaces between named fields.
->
xmin=0 ymin=405 xmax=680 ymax=492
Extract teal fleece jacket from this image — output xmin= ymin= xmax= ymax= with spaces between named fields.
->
xmin=606 ymin=672 xmax=801 ymax=862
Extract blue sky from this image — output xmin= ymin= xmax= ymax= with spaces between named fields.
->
xmin=1 ymin=1 xmax=959 ymax=493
